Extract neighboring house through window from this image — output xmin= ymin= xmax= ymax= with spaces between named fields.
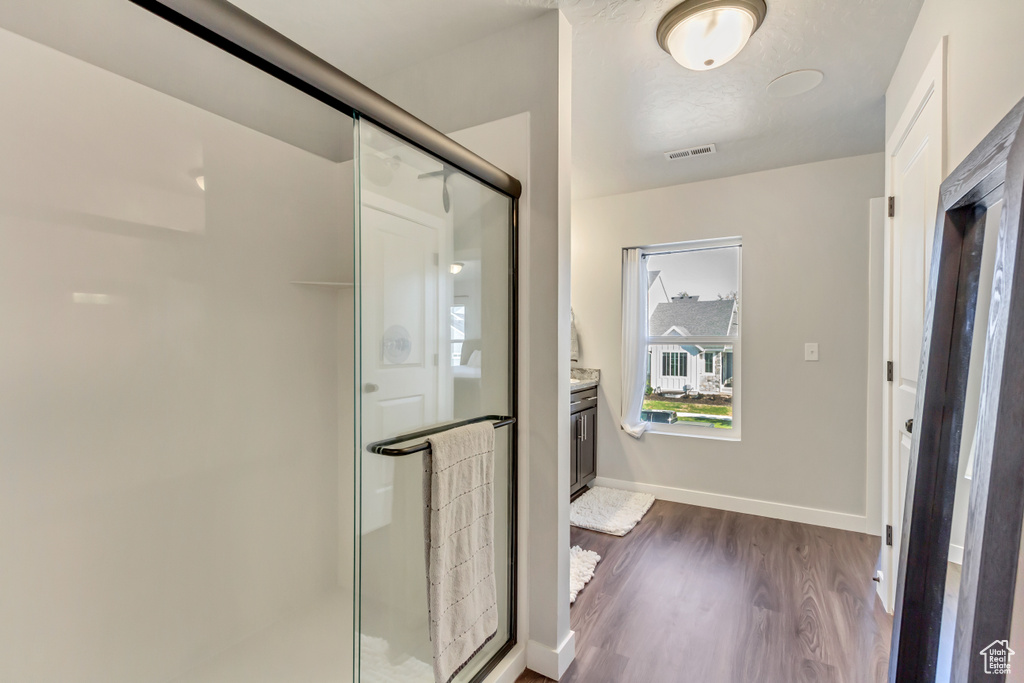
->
xmin=662 ymin=351 xmax=688 ymax=377
xmin=639 ymin=237 xmax=741 ymax=436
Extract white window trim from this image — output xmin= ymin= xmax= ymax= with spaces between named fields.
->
xmin=640 ymin=236 xmax=742 ymax=441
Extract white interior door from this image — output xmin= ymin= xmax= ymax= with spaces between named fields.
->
xmin=881 ymin=39 xmax=945 ymax=611
xmin=360 ymin=199 xmax=444 ymax=534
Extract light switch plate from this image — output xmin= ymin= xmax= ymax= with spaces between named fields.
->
xmin=805 ymin=343 xmax=819 ymax=361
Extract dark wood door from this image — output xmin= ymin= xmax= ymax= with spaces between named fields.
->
xmin=569 ymin=411 xmax=580 ymax=490
xmin=578 ymin=407 xmax=596 ymax=485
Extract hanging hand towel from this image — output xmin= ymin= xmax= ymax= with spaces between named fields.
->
xmin=423 ymin=422 xmax=498 ymax=683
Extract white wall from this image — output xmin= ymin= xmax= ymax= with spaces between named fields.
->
xmin=0 ymin=26 xmax=354 ymax=682
xmin=0 ymin=0 xmax=349 ymax=162
xmin=370 ymin=11 xmax=574 ymax=680
xmin=885 ymin=0 xmax=1024 ymax=567
xmin=886 ymin=0 xmax=1024 ymax=175
xmin=573 ymin=153 xmax=883 ymax=532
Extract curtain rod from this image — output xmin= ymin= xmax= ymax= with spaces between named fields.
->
xmin=130 ymin=0 xmax=523 ymax=199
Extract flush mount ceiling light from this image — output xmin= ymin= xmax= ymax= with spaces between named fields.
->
xmin=657 ymin=0 xmax=767 ymax=71
xmin=449 ymin=262 xmax=464 ymax=275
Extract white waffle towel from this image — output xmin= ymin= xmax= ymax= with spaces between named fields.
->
xmin=423 ymin=422 xmax=497 ymax=683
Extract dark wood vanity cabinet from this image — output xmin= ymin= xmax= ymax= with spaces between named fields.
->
xmin=570 ymin=387 xmax=598 ymax=497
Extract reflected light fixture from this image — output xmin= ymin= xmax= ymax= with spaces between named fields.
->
xmin=449 ymin=262 xmax=464 ymax=275
xmin=657 ymin=0 xmax=767 ymax=71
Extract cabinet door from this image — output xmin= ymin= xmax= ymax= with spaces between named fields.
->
xmin=569 ymin=411 xmax=580 ymax=490
xmin=579 ymin=407 xmax=597 ymax=484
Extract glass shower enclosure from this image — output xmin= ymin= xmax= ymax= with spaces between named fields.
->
xmin=0 ymin=2 xmax=518 ymax=682
xmin=353 ymin=121 xmax=517 ymax=682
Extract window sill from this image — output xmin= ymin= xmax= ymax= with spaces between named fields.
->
xmin=643 ymin=424 xmax=741 ymax=442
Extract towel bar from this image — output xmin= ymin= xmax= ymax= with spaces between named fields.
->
xmin=366 ymin=414 xmax=516 ymax=456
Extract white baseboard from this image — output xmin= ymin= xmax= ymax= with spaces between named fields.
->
xmin=876 ymin=579 xmax=893 ymax=614
xmin=593 ymin=477 xmax=872 ymax=535
xmin=949 ymin=543 xmax=964 ymax=565
xmin=481 ymin=643 xmax=527 ymax=683
xmin=526 ymin=630 xmax=575 ymax=680
xmin=875 ymin=543 xmax=895 ymax=614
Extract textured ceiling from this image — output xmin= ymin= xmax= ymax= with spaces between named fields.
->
xmin=559 ymin=0 xmax=924 ymax=197
xmin=4 ymin=0 xmax=924 ymax=199
xmin=232 ymin=0 xmax=924 ymax=199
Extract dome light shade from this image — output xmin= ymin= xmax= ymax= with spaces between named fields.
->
xmin=657 ymin=0 xmax=766 ymax=71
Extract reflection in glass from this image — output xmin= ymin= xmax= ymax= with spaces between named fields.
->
xmin=355 ymin=120 xmax=513 ymax=682
xmin=451 ymin=305 xmax=467 ymax=365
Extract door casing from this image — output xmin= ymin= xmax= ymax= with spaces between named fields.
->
xmin=881 ymin=37 xmax=947 ymax=612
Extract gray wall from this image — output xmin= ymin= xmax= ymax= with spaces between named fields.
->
xmin=884 ymin=0 xmax=1024 ymax=568
xmin=573 ymin=153 xmax=883 ymax=530
xmin=886 ymin=0 xmax=1024 ymax=174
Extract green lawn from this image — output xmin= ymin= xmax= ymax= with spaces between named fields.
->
xmin=641 ymin=399 xmax=732 ymax=417
xmin=677 ymin=416 xmax=733 ymax=429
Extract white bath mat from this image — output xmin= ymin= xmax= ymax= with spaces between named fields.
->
xmin=570 ymin=486 xmax=655 ymax=536
xmin=569 ymin=546 xmax=601 ymax=604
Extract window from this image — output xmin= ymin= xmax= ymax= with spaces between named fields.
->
xmin=639 ymin=237 xmax=741 ymax=437
xmin=662 ymin=351 xmax=688 ymax=377
xmin=450 ymin=305 xmax=466 ymax=366
xmin=722 ymin=351 xmax=734 ymax=384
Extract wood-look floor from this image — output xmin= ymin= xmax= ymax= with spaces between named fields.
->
xmin=518 ymin=500 xmax=892 ymax=683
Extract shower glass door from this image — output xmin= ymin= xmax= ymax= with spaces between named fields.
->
xmin=354 ymin=118 xmax=515 ymax=682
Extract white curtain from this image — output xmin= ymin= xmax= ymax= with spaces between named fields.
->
xmin=620 ymin=248 xmax=649 ymax=439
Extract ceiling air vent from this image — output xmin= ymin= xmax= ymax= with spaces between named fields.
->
xmin=664 ymin=143 xmax=717 ymax=161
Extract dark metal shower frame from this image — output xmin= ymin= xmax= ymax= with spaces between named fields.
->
xmin=129 ymin=0 xmax=522 ymax=200
xmin=126 ymin=2 xmax=523 ymax=682
xmin=367 ymin=416 xmax=516 ymax=456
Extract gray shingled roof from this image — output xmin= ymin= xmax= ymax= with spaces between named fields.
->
xmin=649 ymin=298 xmax=735 ymax=336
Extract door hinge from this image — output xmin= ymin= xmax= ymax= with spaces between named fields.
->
xmin=886 ymin=524 xmax=893 ymax=546
xmin=887 ymin=361 xmax=894 ymax=382
xmin=888 ymin=196 xmax=895 ymax=218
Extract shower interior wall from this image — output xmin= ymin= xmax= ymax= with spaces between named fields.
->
xmin=0 ymin=22 xmax=360 ymax=681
